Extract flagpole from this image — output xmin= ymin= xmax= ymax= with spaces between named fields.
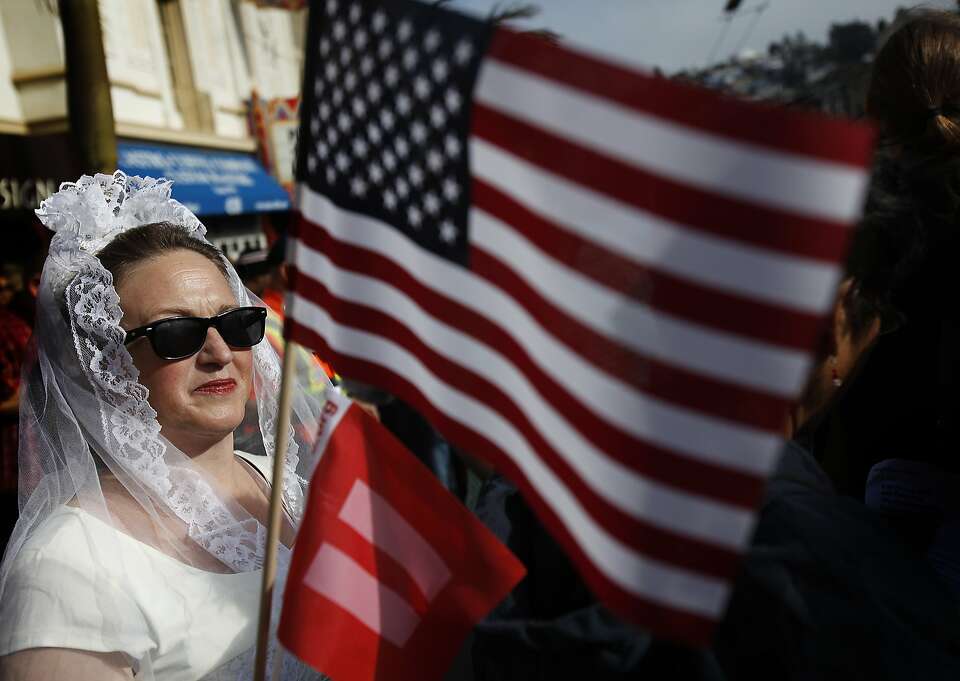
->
xmin=254 ymin=339 xmax=299 ymax=681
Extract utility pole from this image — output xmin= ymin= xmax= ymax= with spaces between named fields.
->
xmin=58 ymin=0 xmax=117 ymax=173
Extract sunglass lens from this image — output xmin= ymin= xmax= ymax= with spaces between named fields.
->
xmin=151 ymin=319 xmax=207 ymax=359
xmin=218 ymin=308 xmax=266 ymax=347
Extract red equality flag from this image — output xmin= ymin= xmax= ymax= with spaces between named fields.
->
xmin=285 ymin=0 xmax=876 ymax=643
xmin=278 ymin=388 xmax=525 ymax=681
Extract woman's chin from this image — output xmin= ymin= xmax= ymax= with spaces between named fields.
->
xmin=160 ymin=413 xmax=246 ymax=448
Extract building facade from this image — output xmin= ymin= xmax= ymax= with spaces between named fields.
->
xmin=0 ymin=0 xmax=307 ymax=259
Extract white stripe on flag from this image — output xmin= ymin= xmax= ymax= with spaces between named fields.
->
xmin=290 ymin=252 xmax=754 ymax=545
xmin=471 ymin=137 xmax=843 ymax=315
xmin=304 ymin=543 xmax=421 ymax=647
xmin=475 ymin=58 xmax=869 ymax=223
xmin=291 ymin=292 xmax=732 ymax=618
xmin=339 ymin=479 xmax=452 ymax=601
xmin=471 ymin=208 xmax=811 ymax=397
xmin=297 ymin=186 xmax=783 ymax=477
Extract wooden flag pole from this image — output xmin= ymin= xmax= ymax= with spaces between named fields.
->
xmin=254 ymin=340 xmax=299 ymax=681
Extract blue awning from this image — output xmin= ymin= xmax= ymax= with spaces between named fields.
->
xmin=117 ymin=141 xmax=291 ymax=216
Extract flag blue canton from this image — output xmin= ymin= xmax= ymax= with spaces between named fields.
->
xmin=299 ymin=0 xmax=491 ymax=264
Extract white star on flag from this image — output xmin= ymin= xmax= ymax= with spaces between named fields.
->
xmin=439 ymin=219 xmax=458 ymax=243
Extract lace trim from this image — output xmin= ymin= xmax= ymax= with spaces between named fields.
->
xmin=67 ymin=268 xmax=262 ymax=570
xmin=49 ymin=172 xmax=304 ymax=572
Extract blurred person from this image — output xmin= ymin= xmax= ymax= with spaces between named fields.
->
xmin=0 ymin=266 xmax=31 ymax=555
xmin=234 ymin=245 xmax=273 ymax=299
xmin=0 ymin=263 xmax=23 ymax=310
xmin=812 ymin=7 xmax=960 ymax=522
xmin=0 ymin=173 xmax=329 ymax=680
xmin=710 ymin=177 xmax=955 ymax=680
xmin=3 ymin=256 xmax=43 ymax=328
xmin=257 ymin=236 xmax=288 ymax=318
xmin=712 ymin=12 xmax=960 ymax=677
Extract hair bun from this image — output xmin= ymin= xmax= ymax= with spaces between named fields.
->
xmin=868 ymin=10 xmax=960 ymax=153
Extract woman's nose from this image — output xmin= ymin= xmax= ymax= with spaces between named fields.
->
xmin=198 ymin=325 xmax=234 ymax=365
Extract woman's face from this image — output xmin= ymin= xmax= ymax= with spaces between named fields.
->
xmin=116 ymin=249 xmax=253 ymax=453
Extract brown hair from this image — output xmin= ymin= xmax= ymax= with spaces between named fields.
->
xmin=96 ymin=222 xmax=229 ymax=286
xmin=867 ymin=9 xmax=960 ymax=154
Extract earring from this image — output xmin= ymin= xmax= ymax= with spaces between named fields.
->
xmin=830 ymin=356 xmax=843 ymax=387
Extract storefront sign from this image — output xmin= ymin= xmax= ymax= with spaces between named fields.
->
xmin=118 ymin=141 xmax=291 ymax=216
xmin=0 ymin=133 xmax=80 ymax=212
xmin=0 ymin=177 xmax=59 ymax=210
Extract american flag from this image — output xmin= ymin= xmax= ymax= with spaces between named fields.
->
xmin=286 ymin=0 xmax=875 ymax=643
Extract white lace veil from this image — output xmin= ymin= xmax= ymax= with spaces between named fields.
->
xmin=0 ymin=172 xmax=328 ymax=679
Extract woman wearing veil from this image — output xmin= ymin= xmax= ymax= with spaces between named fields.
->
xmin=0 ymin=172 xmax=329 ymax=680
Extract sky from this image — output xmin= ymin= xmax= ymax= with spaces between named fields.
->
xmin=444 ymin=0 xmax=957 ymax=73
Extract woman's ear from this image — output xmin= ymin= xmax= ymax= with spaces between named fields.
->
xmin=832 ymin=278 xmax=882 ymax=382
xmin=786 ymin=278 xmax=869 ymax=438
xmin=828 ymin=278 xmax=855 ymax=358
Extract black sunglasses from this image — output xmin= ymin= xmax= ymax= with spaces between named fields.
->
xmin=124 ymin=306 xmax=267 ymax=360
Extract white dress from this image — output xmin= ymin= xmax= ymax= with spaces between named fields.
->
xmin=0 ymin=452 xmax=277 ymax=680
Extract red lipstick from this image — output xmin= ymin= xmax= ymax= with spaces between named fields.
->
xmin=194 ymin=379 xmax=237 ymax=395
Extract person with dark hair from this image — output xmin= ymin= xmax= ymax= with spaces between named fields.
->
xmin=711 ymin=175 xmax=960 ymax=680
xmin=702 ymin=13 xmax=960 ymax=677
xmin=0 ymin=173 xmax=328 ymax=680
xmin=234 ymin=236 xmax=289 ymax=317
xmin=234 ymin=247 xmax=271 ymax=297
xmin=867 ymin=9 xmax=960 ymax=158
xmin=0 ymin=265 xmax=31 ymax=556
xmin=808 ymin=7 xmax=960 ymax=533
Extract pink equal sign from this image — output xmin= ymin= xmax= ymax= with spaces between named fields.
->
xmin=302 ymin=479 xmax=453 ymax=647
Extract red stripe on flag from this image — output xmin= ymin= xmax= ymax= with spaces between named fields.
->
xmin=486 ymin=27 xmax=876 ymax=168
xmin=293 ymin=217 xmax=791 ymax=434
xmin=284 ymin=262 xmax=762 ymax=556
xmin=472 ymin=177 xmax=827 ymax=350
xmin=290 ymin=255 xmax=768 ymax=509
xmin=472 ymin=105 xmax=850 ymax=263
xmin=470 ymin=247 xmax=793 ymax=431
xmin=292 ymin=217 xmax=784 ymax=463
xmin=288 ymin=273 xmax=753 ymax=578
xmin=284 ymin=318 xmax=721 ymax=645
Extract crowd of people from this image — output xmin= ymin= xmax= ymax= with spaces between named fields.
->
xmin=2 ymin=7 xmax=960 ymax=680
xmin=0 ymin=261 xmax=38 ymax=557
